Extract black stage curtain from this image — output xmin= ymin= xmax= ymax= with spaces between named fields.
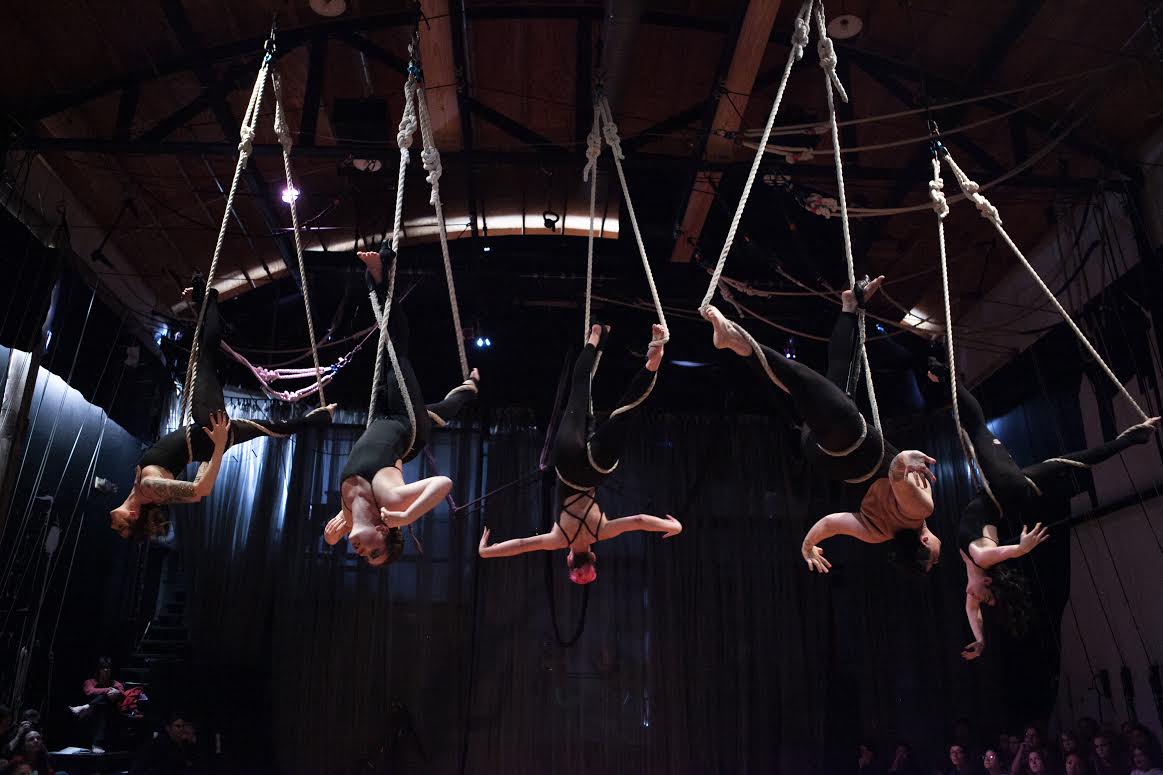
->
xmin=168 ymin=383 xmax=1082 ymax=774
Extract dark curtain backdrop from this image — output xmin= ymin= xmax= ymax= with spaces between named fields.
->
xmin=168 ymin=369 xmax=1084 ymax=774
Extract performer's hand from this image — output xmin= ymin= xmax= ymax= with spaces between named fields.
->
xmin=324 ymin=512 xmax=351 ymax=545
xmin=203 ymin=410 xmax=231 ymax=448
xmin=469 ymin=367 xmax=480 ymax=383
xmin=379 ymin=507 xmax=407 ymax=526
xmin=661 ymin=514 xmax=682 ymax=539
xmin=961 ymin=640 xmax=985 ymax=661
xmin=1018 ymin=522 xmax=1049 ymax=555
xmin=478 ymin=526 xmax=491 ymax=553
xmin=895 ymin=450 xmax=937 ymax=483
xmin=802 ymin=543 xmax=831 ymax=573
xmin=324 ymin=403 xmax=338 ymax=417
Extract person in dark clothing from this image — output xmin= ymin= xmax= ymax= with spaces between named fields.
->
xmin=130 ymin=712 xmax=199 ymax=775
xmin=703 ymin=277 xmax=941 ymax=574
xmin=68 ymin=657 xmax=128 ymax=753
xmin=325 ymin=249 xmax=479 ymax=566
xmin=932 ymin=365 xmax=1159 ymax=660
xmin=109 ymin=274 xmax=335 ymax=540
xmin=478 ymin=322 xmax=681 ymax=584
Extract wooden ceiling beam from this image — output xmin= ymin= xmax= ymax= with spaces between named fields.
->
xmin=669 ymin=0 xmax=782 ymax=264
xmin=418 ymin=0 xmax=462 ymax=151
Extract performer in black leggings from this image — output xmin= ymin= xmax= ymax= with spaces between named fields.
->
xmin=325 ymin=248 xmax=479 ymax=567
xmin=110 ymin=276 xmax=335 ymax=540
xmin=930 ymin=363 xmax=1160 ymax=660
xmin=703 ymin=277 xmax=942 ymax=574
xmin=478 ymin=323 xmax=682 ymax=585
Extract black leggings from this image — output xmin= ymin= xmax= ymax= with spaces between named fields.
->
xmin=958 ymin=384 xmax=1149 ymax=508
xmin=190 ymin=289 xmax=225 ymax=428
xmin=552 ymin=341 xmax=656 ymax=490
xmin=340 ymin=280 xmax=476 ymax=483
xmin=750 ymin=312 xmax=892 ymax=484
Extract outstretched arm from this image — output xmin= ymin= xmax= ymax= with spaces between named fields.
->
xmin=969 ymin=523 xmax=1049 ymax=569
xmin=478 ymin=526 xmax=567 ymax=558
xmin=324 ymin=509 xmax=352 ymax=545
xmin=600 ymin=513 xmax=682 ymax=540
xmin=139 ymin=412 xmax=231 ymax=504
xmin=801 ymin=511 xmax=882 ymax=573
xmin=378 ymin=475 xmax=453 ymax=528
xmin=962 ymin=596 xmax=985 ymax=660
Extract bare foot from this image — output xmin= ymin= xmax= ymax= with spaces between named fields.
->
xmin=469 ymin=367 xmax=480 ymax=383
xmin=356 ymin=250 xmax=379 ymax=267
xmin=646 ymin=324 xmax=667 ymax=372
xmin=702 ymin=305 xmax=752 ymax=357
xmin=841 ymin=275 xmax=885 ymax=313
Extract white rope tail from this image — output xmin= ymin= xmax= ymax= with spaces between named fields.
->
xmin=582 ymin=101 xmax=602 ymax=344
xmin=814 ymin=2 xmax=880 ymax=432
xmin=272 ymin=70 xmax=327 ymax=410
xmin=940 ymin=147 xmax=1149 ymax=422
xmin=699 ymin=0 xmax=815 ymax=313
xmin=180 ymin=52 xmax=271 ymax=460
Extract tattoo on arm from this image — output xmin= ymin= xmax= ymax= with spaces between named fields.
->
xmin=138 ymin=477 xmax=201 ymax=504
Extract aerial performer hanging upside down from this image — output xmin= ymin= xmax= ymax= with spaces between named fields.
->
xmin=478 ymin=322 xmax=681 ymax=584
xmin=925 ymin=360 xmax=1160 ymax=660
xmin=703 ymin=277 xmax=942 ymax=574
xmin=325 ymin=248 xmax=480 ymax=566
xmin=109 ymin=275 xmax=336 ymax=539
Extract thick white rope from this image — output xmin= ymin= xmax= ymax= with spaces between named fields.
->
xmin=272 ymin=70 xmax=327 ymax=409
xmin=941 ymin=149 xmax=1149 ymax=422
xmin=597 ymin=96 xmax=669 ymax=344
xmin=814 ymin=2 xmax=880 ymax=433
xmin=582 ymin=103 xmax=602 ymax=344
xmin=698 ymin=0 xmax=815 ymax=312
xmin=366 ymin=71 xmax=418 ymax=452
xmin=415 ymin=81 xmax=470 ymax=380
xmin=180 ymin=55 xmax=270 ymax=460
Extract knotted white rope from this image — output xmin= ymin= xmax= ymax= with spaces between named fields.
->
xmin=271 ymin=70 xmax=327 ymax=410
xmin=415 ymin=80 xmax=470 ymax=381
xmin=814 ymin=1 xmax=880 ymax=433
xmin=940 ymin=147 xmax=1149 ymax=422
xmin=597 ymin=96 xmax=669 ymax=345
xmin=582 ymin=104 xmax=602 ymax=344
xmin=699 ymin=0 xmax=816 ymax=312
xmin=366 ymin=70 xmax=419 ymax=451
xmin=180 ymin=53 xmax=271 ymax=460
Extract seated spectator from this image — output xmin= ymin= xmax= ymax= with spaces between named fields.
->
xmin=4 ymin=712 xmax=41 ymax=758
xmin=0 ymin=706 xmax=13 ymax=770
xmin=6 ymin=727 xmax=54 ymax=775
xmin=1063 ymin=734 xmax=1082 ymax=759
xmin=1078 ymin=720 xmax=1100 ymax=755
xmin=984 ymin=748 xmax=1008 ymax=775
xmin=889 ymin=742 xmax=922 ymax=775
xmin=948 ymin=744 xmax=977 ymax=775
xmin=859 ymin=741 xmax=882 ymax=775
xmin=1125 ymin=727 xmax=1161 ymax=761
xmin=130 ymin=711 xmax=200 ymax=775
xmin=1131 ymin=747 xmax=1163 ymax=775
xmin=1094 ymin=734 xmax=1130 ymax=775
xmin=1008 ymin=735 xmax=1025 ymax=771
xmin=69 ymin=657 xmax=136 ymax=753
xmin=1067 ymin=752 xmax=1091 ymax=775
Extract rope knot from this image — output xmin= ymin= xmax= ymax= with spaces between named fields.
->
xmin=238 ymin=124 xmax=256 ymax=156
xmin=971 ymin=193 xmax=1001 ymax=226
xmin=601 ymin=120 xmax=624 ymax=160
xmin=928 ymin=178 xmax=949 ymax=218
xmin=583 ymin=125 xmax=602 ymax=182
xmin=791 ymin=17 xmax=809 ymax=59
xmin=422 ymin=147 xmax=442 ymax=201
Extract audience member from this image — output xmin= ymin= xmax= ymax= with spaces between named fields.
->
xmin=1026 ymin=728 xmax=1045 ymax=753
xmin=130 ymin=711 xmax=200 ymax=775
xmin=859 ymin=741 xmax=882 ymax=775
xmin=1125 ymin=726 xmax=1161 ymax=760
xmin=1062 ymin=734 xmax=1082 ymax=758
xmin=1094 ymin=734 xmax=1130 ymax=775
xmin=69 ymin=657 xmax=127 ymax=753
xmin=6 ymin=727 xmax=54 ymax=775
xmin=889 ymin=742 xmax=922 ymax=775
xmin=1008 ymin=736 xmax=1025 ymax=770
xmin=984 ymin=748 xmax=1007 ymax=775
xmin=1131 ymin=747 xmax=1163 ymax=775
xmin=1079 ymin=720 xmax=1100 ymax=754
xmin=4 ymin=713 xmax=40 ymax=758
xmin=948 ymin=744 xmax=978 ymax=775
xmin=1068 ymin=752 xmax=1091 ymax=775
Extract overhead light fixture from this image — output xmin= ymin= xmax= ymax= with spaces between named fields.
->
xmin=309 ymin=0 xmax=347 ymax=17
xmin=281 ymin=186 xmax=300 ymax=204
xmin=543 ymin=210 xmax=560 ymax=232
xmin=827 ymin=14 xmax=863 ymax=40
xmin=482 ymin=245 xmax=491 ymax=253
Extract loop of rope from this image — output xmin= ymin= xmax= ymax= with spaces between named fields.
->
xmin=928 ymin=156 xmax=950 ymax=218
xmin=180 ymin=56 xmax=270 ymax=460
xmin=596 ymin=96 xmax=669 ymax=342
xmin=583 ymin=103 xmax=602 ymax=343
xmin=415 ymin=81 xmax=470 ymax=380
xmin=271 ymin=70 xmax=327 ymax=409
xmin=939 ymin=147 xmax=1148 ymax=422
xmin=814 ymin=2 xmax=880 ymax=432
xmin=699 ymin=0 xmax=816 ymax=313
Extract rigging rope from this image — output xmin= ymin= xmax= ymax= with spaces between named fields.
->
xmin=698 ymin=0 xmax=815 ymax=312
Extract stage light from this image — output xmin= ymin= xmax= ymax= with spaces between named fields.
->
xmin=475 ymin=337 xmax=485 ymax=348
xmin=482 ymin=245 xmax=492 ymax=253
xmin=875 ymin=323 xmax=885 ymax=333
xmin=484 ymin=338 xmax=492 ymax=347
xmin=281 ymin=186 xmax=300 ymax=204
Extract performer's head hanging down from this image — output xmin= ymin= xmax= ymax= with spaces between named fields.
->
xmin=325 ymin=249 xmax=480 ymax=567
xmin=703 ymin=277 xmax=942 ymax=574
xmin=478 ymin=323 xmax=683 ymax=583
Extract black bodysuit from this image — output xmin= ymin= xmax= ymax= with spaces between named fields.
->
xmin=338 ymin=269 xmax=477 ymax=485
xmin=139 ymin=288 xmax=333 ymax=476
xmin=551 ymin=335 xmax=657 ymax=542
